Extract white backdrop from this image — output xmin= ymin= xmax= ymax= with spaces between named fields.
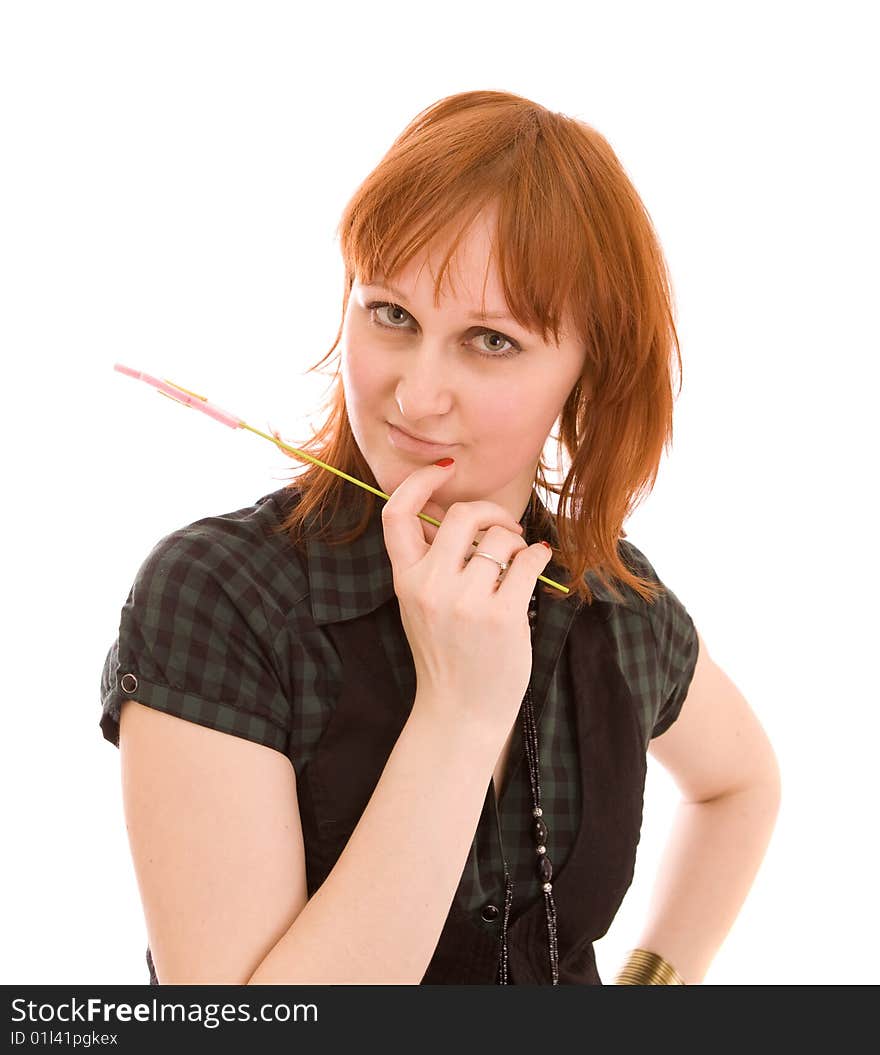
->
xmin=2 ymin=0 xmax=877 ymax=986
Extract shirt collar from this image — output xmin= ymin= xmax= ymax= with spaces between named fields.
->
xmin=299 ymin=486 xmax=627 ymax=627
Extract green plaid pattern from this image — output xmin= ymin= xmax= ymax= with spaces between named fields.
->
xmin=100 ymin=484 xmax=698 ymax=912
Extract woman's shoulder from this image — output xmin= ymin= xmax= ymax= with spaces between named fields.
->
xmin=99 ymin=485 xmax=310 ymax=753
xmin=134 ymin=485 xmax=309 ymax=607
xmin=604 ymin=537 xmax=687 ymax=613
xmin=600 ymin=536 xmax=700 ymax=747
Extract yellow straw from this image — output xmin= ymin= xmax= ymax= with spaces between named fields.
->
xmin=152 ymin=372 xmax=570 ymax=595
xmin=241 ymin=420 xmax=569 ymax=594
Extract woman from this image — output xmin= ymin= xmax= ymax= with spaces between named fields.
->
xmin=100 ymin=89 xmax=781 ymax=985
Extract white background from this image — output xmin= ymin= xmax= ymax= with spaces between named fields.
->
xmin=2 ymin=0 xmax=877 ymax=985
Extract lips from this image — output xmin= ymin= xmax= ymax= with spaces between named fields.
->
xmin=391 ymin=423 xmax=451 ymax=445
xmin=387 ymin=422 xmax=458 ymax=454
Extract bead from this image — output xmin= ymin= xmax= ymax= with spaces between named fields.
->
xmin=496 ymin=557 xmax=559 ymax=985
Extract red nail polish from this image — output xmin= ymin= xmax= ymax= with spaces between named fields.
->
xmin=434 ymin=457 xmax=455 ymax=467
xmin=540 ymin=541 xmax=552 ymax=549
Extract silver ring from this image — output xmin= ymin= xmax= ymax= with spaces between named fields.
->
xmin=465 ymin=549 xmax=509 ymax=579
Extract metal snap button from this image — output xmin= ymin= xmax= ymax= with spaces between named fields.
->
xmin=120 ymin=672 xmax=139 ymax=694
xmin=481 ymin=903 xmax=499 ymax=923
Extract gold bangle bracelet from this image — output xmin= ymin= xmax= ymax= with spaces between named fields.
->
xmin=613 ymin=947 xmax=685 ymax=985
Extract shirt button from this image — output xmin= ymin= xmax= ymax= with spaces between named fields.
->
xmin=120 ymin=673 xmax=139 ymax=694
xmin=481 ymin=903 xmax=499 ymax=923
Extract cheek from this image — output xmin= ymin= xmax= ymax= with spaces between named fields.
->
xmin=472 ymin=387 xmax=553 ymax=446
xmin=340 ymin=308 xmax=379 ymax=396
xmin=341 ymin=340 xmax=384 ymax=409
xmin=465 ymin=405 xmax=545 ymax=477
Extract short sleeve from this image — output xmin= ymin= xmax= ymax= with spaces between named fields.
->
xmin=99 ymin=527 xmax=292 ymax=754
xmin=650 ymin=578 xmax=699 ymax=739
xmin=619 ymin=540 xmax=700 ymax=742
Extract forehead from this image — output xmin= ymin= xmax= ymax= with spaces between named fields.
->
xmin=356 ymin=203 xmax=581 ymax=348
xmin=367 ymin=207 xmax=506 ymax=309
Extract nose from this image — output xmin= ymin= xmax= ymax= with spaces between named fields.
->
xmin=394 ymin=338 xmax=456 ymax=421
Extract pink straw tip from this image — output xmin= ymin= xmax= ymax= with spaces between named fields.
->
xmin=114 ymin=362 xmax=243 ymax=429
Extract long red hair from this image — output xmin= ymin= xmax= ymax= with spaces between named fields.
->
xmin=269 ymin=89 xmax=683 ymax=607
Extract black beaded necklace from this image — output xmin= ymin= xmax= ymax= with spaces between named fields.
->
xmin=492 ymin=583 xmax=560 ymax=985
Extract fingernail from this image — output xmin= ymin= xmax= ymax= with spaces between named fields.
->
xmin=540 ymin=541 xmax=552 ymax=549
xmin=434 ymin=457 xmax=455 ymax=468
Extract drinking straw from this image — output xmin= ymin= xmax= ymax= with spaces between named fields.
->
xmin=113 ymin=363 xmax=569 ymax=594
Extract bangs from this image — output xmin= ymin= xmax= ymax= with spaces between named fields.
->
xmin=335 ymin=102 xmax=617 ymax=351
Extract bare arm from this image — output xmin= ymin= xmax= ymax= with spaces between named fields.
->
xmin=629 ymin=782 xmax=780 ymax=984
xmin=119 ymin=698 xmax=309 ymax=985
xmin=638 ymin=630 xmax=782 ymax=983
xmin=247 ymin=699 xmax=501 ymax=984
xmin=120 ymin=694 xmax=502 ymax=985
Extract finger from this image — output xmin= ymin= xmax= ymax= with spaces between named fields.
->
xmin=420 ymin=500 xmax=525 ymax=546
xmin=496 ymin=540 xmax=555 ymax=597
xmin=418 ymin=499 xmax=448 ymax=545
xmin=425 ymin=500 xmax=527 ymax=572
xmin=462 ymin=528 xmax=530 ymax=583
xmin=382 ymin=461 xmax=460 ymax=571
xmin=382 ymin=462 xmax=524 ymax=573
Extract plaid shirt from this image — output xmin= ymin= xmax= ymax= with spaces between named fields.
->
xmin=100 ymin=484 xmax=698 ymax=918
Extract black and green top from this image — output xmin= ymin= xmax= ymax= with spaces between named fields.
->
xmin=100 ymin=483 xmax=699 ymax=984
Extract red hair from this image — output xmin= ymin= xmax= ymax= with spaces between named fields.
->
xmin=270 ymin=89 xmax=684 ymax=608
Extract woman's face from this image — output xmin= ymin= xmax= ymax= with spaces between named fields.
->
xmin=340 ymin=209 xmax=588 ymax=531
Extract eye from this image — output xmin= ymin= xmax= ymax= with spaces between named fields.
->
xmin=365 ymin=301 xmax=521 ymax=360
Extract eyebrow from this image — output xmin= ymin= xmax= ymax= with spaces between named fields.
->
xmin=361 ymin=281 xmax=518 ymax=324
